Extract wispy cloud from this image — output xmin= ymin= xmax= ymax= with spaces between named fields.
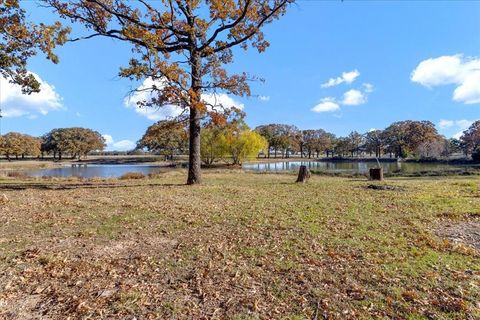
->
xmin=313 ymin=82 xmax=373 ymax=113
xmin=321 ymin=69 xmax=360 ymax=88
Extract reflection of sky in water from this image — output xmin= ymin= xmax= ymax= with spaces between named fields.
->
xmin=242 ymin=161 xmax=466 ymax=174
xmin=24 ymin=162 xmax=475 ymax=178
xmin=27 ymin=165 xmax=165 ymax=178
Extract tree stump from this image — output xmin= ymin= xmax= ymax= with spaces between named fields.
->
xmin=296 ymin=165 xmax=311 ymax=183
xmin=369 ymin=168 xmax=383 ymax=181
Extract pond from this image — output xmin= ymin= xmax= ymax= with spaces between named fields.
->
xmin=241 ymin=160 xmax=474 ymax=174
xmin=25 ymin=164 xmax=169 ymax=179
xmin=21 ymin=161 xmax=477 ymax=178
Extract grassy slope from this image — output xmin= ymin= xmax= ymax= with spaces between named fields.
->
xmin=0 ymin=171 xmax=479 ymax=319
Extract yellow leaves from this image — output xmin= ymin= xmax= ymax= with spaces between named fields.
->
xmin=209 ymin=0 xmax=236 ymax=20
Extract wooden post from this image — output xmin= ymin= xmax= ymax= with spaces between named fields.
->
xmin=296 ymin=165 xmax=311 ymax=183
xmin=369 ymin=168 xmax=383 ymax=181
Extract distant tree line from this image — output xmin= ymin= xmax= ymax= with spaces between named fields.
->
xmin=2 ymin=120 xmax=479 ymax=163
xmin=250 ymin=120 xmax=479 ymax=161
xmin=0 ymin=128 xmax=105 ymax=161
xmin=137 ymin=118 xmax=480 ymax=163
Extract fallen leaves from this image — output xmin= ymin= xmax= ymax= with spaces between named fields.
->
xmin=0 ymin=172 xmax=479 ymax=319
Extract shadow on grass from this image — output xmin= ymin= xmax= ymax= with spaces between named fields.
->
xmin=0 ymin=182 xmax=186 ymax=191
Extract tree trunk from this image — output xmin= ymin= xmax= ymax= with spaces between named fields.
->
xmin=296 ymin=165 xmax=311 ymax=183
xmin=369 ymin=168 xmax=383 ymax=181
xmin=187 ymin=50 xmax=202 ymax=185
xmin=187 ymin=106 xmax=202 ymax=185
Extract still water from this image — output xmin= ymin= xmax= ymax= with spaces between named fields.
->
xmin=23 ymin=161 xmax=474 ymax=178
xmin=26 ymin=164 xmax=167 ymax=178
xmin=242 ymin=161 xmax=470 ymax=174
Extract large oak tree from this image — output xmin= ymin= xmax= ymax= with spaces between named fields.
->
xmin=44 ymin=0 xmax=292 ymax=184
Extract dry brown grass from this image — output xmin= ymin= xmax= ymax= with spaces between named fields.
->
xmin=118 ymin=172 xmax=146 ymax=180
xmin=0 ymin=171 xmax=479 ymax=319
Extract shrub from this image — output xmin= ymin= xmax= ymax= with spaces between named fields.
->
xmin=119 ymin=172 xmax=145 ymax=180
xmin=7 ymin=171 xmax=27 ymax=178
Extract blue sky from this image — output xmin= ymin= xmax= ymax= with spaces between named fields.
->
xmin=1 ymin=1 xmax=479 ymax=150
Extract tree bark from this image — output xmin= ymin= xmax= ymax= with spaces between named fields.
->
xmin=296 ymin=165 xmax=311 ymax=183
xmin=187 ymin=51 xmax=202 ymax=185
xmin=369 ymin=168 xmax=383 ymax=181
xmin=187 ymin=105 xmax=202 ymax=184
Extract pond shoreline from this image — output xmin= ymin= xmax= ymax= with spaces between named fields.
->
xmin=315 ymin=157 xmax=477 ymax=165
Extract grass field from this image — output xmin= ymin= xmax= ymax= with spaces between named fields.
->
xmin=0 ymin=171 xmax=479 ymax=319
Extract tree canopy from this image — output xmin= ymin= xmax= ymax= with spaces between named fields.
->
xmin=0 ymin=132 xmax=41 ymax=160
xmin=42 ymin=127 xmax=106 ymax=159
xmin=44 ymin=0 xmax=292 ymax=184
xmin=138 ymin=120 xmax=188 ymax=158
xmin=0 ymin=0 xmax=69 ymax=94
xmin=460 ymin=120 xmax=480 ymax=156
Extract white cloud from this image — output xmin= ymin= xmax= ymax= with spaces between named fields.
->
xmin=259 ymin=95 xmax=270 ymax=101
xmin=202 ymin=92 xmax=244 ymax=111
xmin=453 ymin=71 xmax=480 ymax=104
xmin=311 ymin=97 xmax=340 ymax=113
xmin=312 ymin=83 xmax=373 ymax=113
xmin=124 ymin=78 xmax=244 ymax=121
xmin=321 ymin=70 xmax=360 ymax=88
xmin=437 ymin=119 xmax=473 ymax=139
xmin=438 ymin=119 xmax=454 ymax=129
xmin=123 ymin=78 xmax=182 ymax=121
xmin=112 ymin=140 xmax=136 ymax=150
xmin=363 ymin=83 xmax=374 ymax=93
xmin=0 ymin=72 xmax=64 ymax=118
xmin=452 ymin=132 xmax=463 ymax=139
xmin=411 ymin=54 xmax=480 ymax=104
xmin=455 ymin=119 xmax=473 ymax=129
xmin=342 ymin=89 xmax=367 ymax=106
xmin=102 ymin=134 xmax=114 ymax=145
xmin=102 ymin=134 xmax=136 ymax=151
